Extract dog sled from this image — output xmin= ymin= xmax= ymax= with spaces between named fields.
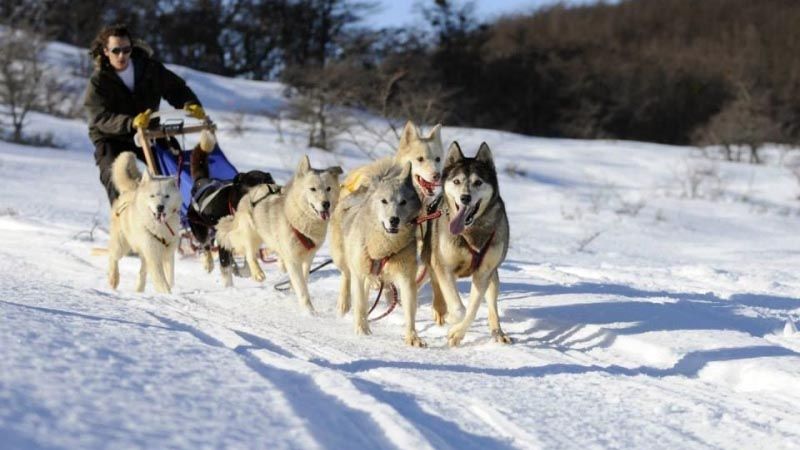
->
xmin=134 ymin=110 xmax=339 ymax=287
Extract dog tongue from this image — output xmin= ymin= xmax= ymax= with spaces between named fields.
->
xmin=321 ymin=211 xmax=330 ymax=221
xmin=449 ymin=206 xmax=468 ymax=235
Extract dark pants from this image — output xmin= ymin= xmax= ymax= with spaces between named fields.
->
xmin=94 ymin=139 xmax=145 ymax=205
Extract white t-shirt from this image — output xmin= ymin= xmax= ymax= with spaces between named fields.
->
xmin=117 ymin=61 xmax=135 ymax=92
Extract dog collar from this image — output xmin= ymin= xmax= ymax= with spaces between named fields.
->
xmin=292 ymin=227 xmax=316 ymax=251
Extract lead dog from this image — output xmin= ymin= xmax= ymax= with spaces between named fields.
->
xmin=108 ymin=152 xmax=181 ymax=294
xmin=216 ymin=155 xmax=342 ymax=312
xmin=422 ymin=142 xmax=511 ymax=346
xmin=331 ymin=163 xmax=425 ymax=346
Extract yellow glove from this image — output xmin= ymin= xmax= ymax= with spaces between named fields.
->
xmin=185 ymin=103 xmax=205 ymax=120
xmin=132 ymin=108 xmax=152 ymax=129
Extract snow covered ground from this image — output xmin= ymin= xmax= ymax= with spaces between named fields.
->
xmin=2 ymin=42 xmax=800 ymax=449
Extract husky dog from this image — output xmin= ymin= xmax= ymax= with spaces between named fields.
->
xmin=341 ymin=120 xmax=443 ymax=205
xmin=108 ymin=152 xmax=182 ymax=294
xmin=423 ymin=142 xmax=511 ymax=346
xmin=216 ymin=155 xmax=342 ymax=312
xmin=188 ymin=130 xmax=275 ymax=278
xmin=331 ymin=163 xmax=425 ymax=346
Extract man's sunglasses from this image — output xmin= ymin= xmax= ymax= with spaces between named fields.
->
xmin=108 ymin=46 xmax=132 ymax=55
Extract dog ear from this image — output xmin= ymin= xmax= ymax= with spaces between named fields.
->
xmin=296 ymin=155 xmax=311 ymax=174
xmin=475 ymin=142 xmax=495 ymax=168
xmin=327 ymin=166 xmax=343 ymax=177
xmin=141 ymin=170 xmax=151 ymax=183
xmin=399 ymin=120 xmax=419 ymax=146
xmin=445 ymin=141 xmax=464 ymax=168
xmin=232 ymin=173 xmax=242 ymax=186
xmin=400 ymin=161 xmax=413 ymax=187
xmin=426 ymin=123 xmax=442 ymax=141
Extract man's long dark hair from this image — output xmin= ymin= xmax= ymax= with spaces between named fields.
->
xmin=89 ymin=24 xmax=132 ymax=64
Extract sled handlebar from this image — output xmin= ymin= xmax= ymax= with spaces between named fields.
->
xmin=134 ymin=109 xmax=216 ymax=176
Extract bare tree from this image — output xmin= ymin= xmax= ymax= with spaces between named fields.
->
xmin=0 ymin=27 xmax=47 ymax=142
xmin=693 ymin=83 xmax=783 ymax=164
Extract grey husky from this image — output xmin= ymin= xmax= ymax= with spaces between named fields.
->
xmin=423 ymin=142 xmax=511 ymax=346
xmin=108 ymin=152 xmax=182 ymax=294
xmin=331 ymin=163 xmax=426 ymax=346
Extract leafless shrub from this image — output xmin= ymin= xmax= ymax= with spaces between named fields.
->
xmin=575 ymin=230 xmax=603 ymax=253
xmin=504 ymin=163 xmax=526 ymax=178
xmin=0 ymin=27 xmax=46 ymax=142
xmin=613 ymin=196 xmax=646 ymax=217
xmin=223 ymin=111 xmax=248 ymax=137
xmin=0 ymin=207 xmax=18 ymax=217
xmin=693 ymin=83 xmax=783 ymax=164
xmin=675 ymin=158 xmax=725 ymax=199
xmin=560 ymin=204 xmax=583 ymax=221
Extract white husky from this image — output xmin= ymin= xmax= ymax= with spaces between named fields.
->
xmin=108 ymin=152 xmax=182 ymax=294
xmin=331 ymin=163 xmax=425 ymax=346
xmin=341 ymin=120 xmax=443 ymax=205
xmin=216 ymin=155 xmax=342 ymax=312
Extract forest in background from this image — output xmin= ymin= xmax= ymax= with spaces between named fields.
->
xmin=2 ymin=0 xmax=799 ymax=160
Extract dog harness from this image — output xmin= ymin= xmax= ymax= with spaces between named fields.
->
xmin=147 ymin=229 xmax=170 ymax=247
xmin=291 ymin=227 xmax=316 ymax=251
xmin=370 ymin=257 xmax=390 ymax=276
xmin=467 ymin=231 xmax=496 ymax=272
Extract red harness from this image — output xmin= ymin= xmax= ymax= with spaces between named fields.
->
xmin=370 ymin=256 xmax=390 ymax=276
xmin=467 ymin=231 xmax=496 ymax=272
xmin=292 ymin=227 xmax=316 ymax=251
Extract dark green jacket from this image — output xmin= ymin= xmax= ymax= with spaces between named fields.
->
xmin=84 ymin=44 xmax=201 ymax=145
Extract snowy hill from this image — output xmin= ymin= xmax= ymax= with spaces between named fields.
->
xmin=1 ymin=41 xmax=800 ymax=449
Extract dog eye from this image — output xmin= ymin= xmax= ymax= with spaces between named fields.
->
xmin=453 ymin=179 xmax=461 ymax=185
xmin=400 ymin=200 xmax=407 ymax=206
xmin=474 ymin=180 xmax=483 ymax=187
xmin=310 ymin=187 xmax=317 ymax=192
xmin=381 ymin=199 xmax=388 ymax=204
xmin=435 ymin=157 xmax=441 ymax=163
xmin=417 ymin=157 xmax=424 ymax=162
xmin=164 ymin=194 xmax=170 ymax=198
xmin=326 ymin=186 xmax=331 ymax=192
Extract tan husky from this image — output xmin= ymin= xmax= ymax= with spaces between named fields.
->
xmin=341 ymin=120 xmax=443 ymax=205
xmin=331 ymin=163 xmax=425 ymax=346
xmin=107 ymin=152 xmax=182 ymax=294
xmin=423 ymin=142 xmax=511 ymax=346
xmin=216 ymin=155 xmax=342 ymax=312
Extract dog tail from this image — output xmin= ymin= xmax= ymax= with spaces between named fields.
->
xmin=111 ymin=152 xmax=141 ymax=193
xmin=215 ymin=215 xmax=235 ymax=249
xmin=190 ymin=130 xmax=217 ymax=180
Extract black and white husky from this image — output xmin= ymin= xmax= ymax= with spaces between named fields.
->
xmin=423 ymin=142 xmax=511 ymax=346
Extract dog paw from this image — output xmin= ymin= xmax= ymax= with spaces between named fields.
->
xmin=405 ymin=334 xmax=427 ymax=348
xmin=252 ymin=269 xmax=266 ymax=282
xmin=108 ymin=271 xmax=119 ymax=290
xmin=492 ymin=329 xmax=512 ymax=344
xmin=433 ymin=310 xmax=446 ymax=326
xmin=301 ymin=302 xmax=316 ymax=316
xmin=355 ymin=322 xmax=372 ymax=336
xmin=337 ymin=300 xmax=351 ymax=317
xmin=155 ymin=284 xmax=171 ymax=294
xmin=447 ymin=327 xmax=465 ymax=347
